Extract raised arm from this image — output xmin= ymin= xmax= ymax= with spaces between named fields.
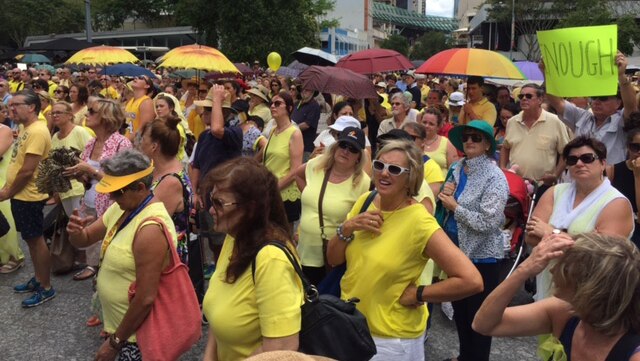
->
xmin=617 ymin=52 xmax=638 ymax=121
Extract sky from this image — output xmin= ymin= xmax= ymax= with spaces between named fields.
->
xmin=425 ymin=0 xmax=455 ymax=18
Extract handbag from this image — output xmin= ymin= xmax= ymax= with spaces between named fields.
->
xmin=253 ymin=241 xmax=377 ymax=361
xmin=434 ymin=164 xmax=456 ymax=226
xmin=317 ymin=190 xmax=377 ymax=297
xmin=128 ymin=217 xmax=202 ymax=361
xmin=0 ymin=210 xmax=9 ymax=238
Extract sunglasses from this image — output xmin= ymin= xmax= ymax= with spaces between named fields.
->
xmin=88 ymin=108 xmax=98 ymax=115
xmin=566 ymin=153 xmax=599 ymax=166
xmin=272 ymin=100 xmax=284 ymax=107
xmin=391 ymin=102 xmax=403 ymax=106
xmin=461 ymin=133 xmax=484 ymax=143
xmin=517 ymin=93 xmax=535 ymax=100
xmin=372 ymin=160 xmax=410 ymax=176
xmin=629 ymin=143 xmax=640 ymax=153
xmin=109 ymin=187 xmax=130 ymax=197
xmin=55 ymin=90 xmax=65 ymax=94
xmin=338 ymin=141 xmax=359 ymax=154
xmin=210 ymin=196 xmax=239 ymax=209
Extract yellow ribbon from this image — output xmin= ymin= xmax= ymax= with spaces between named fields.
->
xmin=537 ymin=334 xmax=568 ymax=361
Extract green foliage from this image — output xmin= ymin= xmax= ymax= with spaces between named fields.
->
xmin=410 ymin=32 xmax=451 ymax=60
xmin=616 ymin=15 xmax=640 ymax=56
xmin=552 ymin=0 xmax=611 ymax=28
xmin=91 ymin=0 xmax=178 ymax=30
xmin=380 ymin=34 xmax=410 ymax=57
xmin=174 ymin=0 xmax=219 ymax=45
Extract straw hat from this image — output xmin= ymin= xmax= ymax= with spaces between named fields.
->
xmin=245 ymin=351 xmax=335 ymax=361
xmin=247 ymin=84 xmax=270 ymax=103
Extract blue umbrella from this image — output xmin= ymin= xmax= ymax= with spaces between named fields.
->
xmin=19 ymin=53 xmax=51 ymax=64
xmin=100 ymin=63 xmax=155 ymax=77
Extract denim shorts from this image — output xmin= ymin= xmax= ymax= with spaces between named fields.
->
xmin=10 ymin=199 xmax=45 ymax=240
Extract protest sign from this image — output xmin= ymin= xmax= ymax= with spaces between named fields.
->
xmin=537 ymin=25 xmax=617 ymax=97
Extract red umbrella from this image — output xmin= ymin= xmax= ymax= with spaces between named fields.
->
xmin=299 ymin=66 xmax=378 ymax=99
xmin=335 ymin=49 xmax=413 ymax=75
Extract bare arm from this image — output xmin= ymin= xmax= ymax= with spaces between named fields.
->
xmin=0 ymin=153 xmax=42 ymax=201
xmin=153 ymin=176 xmax=184 ymax=215
xmin=137 ymin=98 xmax=155 ymax=134
xmin=250 ymin=335 xmax=299 ymax=356
xmin=210 ymin=85 xmax=226 ymax=139
xmin=525 ymin=186 xmax=555 ymax=246
xmin=499 ymin=146 xmax=510 ymax=169
xmin=0 ymin=125 xmax=13 ymax=155
xmin=617 ymin=52 xmax=638 ymax=121
xmin=595 ymin=197 xmax=634 ymax=238
xmin=277 ymin=129 xmax=303 ymax=191
xmin=190 ymin=167 xmax=203 ymax=210
xmin=203 ymin=331 xmax=218 ymax=361
xmin=294 ymin=163 xmax=307 ymax=192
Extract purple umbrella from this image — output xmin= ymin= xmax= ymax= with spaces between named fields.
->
xmin=514 ymin=61 xmax=543 ymax=81
xmin=299 ymin=65 xmax=378 ymax=99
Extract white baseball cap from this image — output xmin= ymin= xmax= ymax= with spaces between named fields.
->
xmin=447 ymin=91 xmax=466 ymax=107
xmin=329 ymin=116 xmax=361 ymax=131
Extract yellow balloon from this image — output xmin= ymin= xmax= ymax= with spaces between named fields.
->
xmin=267 ymin=52 xmax=282 ymax=72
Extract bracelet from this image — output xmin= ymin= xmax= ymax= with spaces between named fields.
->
xmin=93 ymin=168 xmax=99 ymax=178
xmin=416 ymin=285 xmax=426 ymax=303
xmin=336 ymin=224 xmax=354 ymax=243
xmin=108 ymin=333 xmax=125 ymax=350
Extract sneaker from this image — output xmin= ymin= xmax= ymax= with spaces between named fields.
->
xmin=203 ymin=263 xmax=216 ymax=280
xmin=14 ymin=277 xmax=40 ymax=294
xmin=21 ymin=286 xmax=56 ymax=308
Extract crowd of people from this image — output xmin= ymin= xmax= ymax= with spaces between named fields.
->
xmin=0 ymin=50 xmax=639 ymax=361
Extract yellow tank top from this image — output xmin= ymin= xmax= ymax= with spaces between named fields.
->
xmin=125 ymin=95 xmax=151 ymax=135
xmin=425 ymin=136 xmax=450 ymax=176
xmin=264 ymin=126 xmax=301 ymax=202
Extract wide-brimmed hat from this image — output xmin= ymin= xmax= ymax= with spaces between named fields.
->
xmin=329 ymin=115 xmax=361 ymax=132
xmin=337 ymin=126 xmax=365 ymax=150
xmin=448 ymin=120 xmax=497 ymax=155
xmin=96 ymin=165 xmax=154 ymax=193
xmin=375 ymin=81 xmax=386 ymax=89
xmin=246 ymin=85 xmax=270 ymax=103
xmin=447 ymin=91 xmax=465 ymax=107
xmin=194 ymin=89 xmax=237 ymax=113
xmin=245 ymin=350 xmax=335 ymax=361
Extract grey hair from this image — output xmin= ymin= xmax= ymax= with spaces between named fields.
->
xmin=100 ymin=149 xmax=153 ymax=188
xmin=391 ymin=92 xmax=410 ymax=108
xmin=17 ymin=90 xmax=41 ymax=114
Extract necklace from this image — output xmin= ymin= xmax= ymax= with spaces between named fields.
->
xmin=380 ymin=197 xmax=410 ymax=221
xmin=424 ymin=135 xmax=438 ymax=147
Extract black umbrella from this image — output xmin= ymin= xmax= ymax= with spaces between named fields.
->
xmin=21 ymin=38 xmax=94 ymax=52
xmin=291 ymin=47 xmax=338 ymax=66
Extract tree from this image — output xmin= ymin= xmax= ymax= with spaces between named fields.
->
xmin=91 ymin=0 xmax=178 ymax=31
xmin=174 ymin=0 xmax=219 ymax=46
xmin=410 ymin=32 xmax=451 ymax=60
xmin=380 ymin=34 xmax=410 ymax=57
xmin=616 ymin=15 xmax=640 ymax=56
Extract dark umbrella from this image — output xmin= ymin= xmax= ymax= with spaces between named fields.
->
xmin=19 ymin=53 xmax=51 ymax=64
xmin=276 ymin=66 xmax=302 ymax=78
xmin=288 ymin=60 xmax=309 ymax=71
xmin=298 ymin=65 xmax=378 ymax=99
xmin=233 ymin=63 xmax=254 ymax=76
xmin=291 ymin=47 xmax=338 ymax=66
xmin=21 ymin=38 xmax=94 ymax=52
xmin=100 ymin=63 xmax=155 ymax=77
xmin=336 ymin=49 xmax=413 ymax=75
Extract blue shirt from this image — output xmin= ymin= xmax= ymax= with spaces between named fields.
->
xmin=192 ymin=126 xmax=242 ymax=181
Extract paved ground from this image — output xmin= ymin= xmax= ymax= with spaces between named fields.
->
xmin=0 ymin=253 xmax=538 ymax=360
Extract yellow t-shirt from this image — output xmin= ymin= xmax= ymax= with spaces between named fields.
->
xmin=47 ymin=81 xmax=58 ymax=98
xmin=415 ymin=180 xmax=435 ymax=210
xmin=7 ymin=121 xmax=51 ymax=201
xmin=298 ymin=158 xmax=370 ymax=267
xmin=341 ymin=192 xmax=440 ymax=338
xmin=425 ymin=138 xmax=450 ymax=177
xmin=424 ymin=157 xmax=445 ymax=185
xmin=51 ymin=126 xmax=93 ymax=199
xmin=264 ymin=126 xmax=301 ymax=202
xmin=100 ymin=86 xmax=120 ymax=100
xmin=459 ymin=97 xmax=497 ymax=126
xmin=96 ymin=202 xmax=177 ymax=343
xmin=203 ymin=236 xmax=303 ymax=361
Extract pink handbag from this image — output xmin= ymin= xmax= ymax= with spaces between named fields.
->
xmin=128 ymin=217 xmax=202 ymax=361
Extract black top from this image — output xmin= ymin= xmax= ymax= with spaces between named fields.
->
xmin=559 ymin=316 xmax=640 ymax=361
xmin=192 ymin=126 xmax=242 ymax=182
xmin=291 ymin=99 xmax=321 ymax=153
xmin=611 ymin=161 xmax=640 ymax=248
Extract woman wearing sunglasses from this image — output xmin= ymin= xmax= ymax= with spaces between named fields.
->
xmin=327 ymin=139 xmax=482 ymax=361
xmin=436 ymin=120 xmax=510 ymax=361
xmin=526 ymin=136 xmax=634 ymax=300
xmin=295 ymin=127 xmax=370 ymax=285
xmin=606 ymin=114 xmax=640 ymax=248
xmin=55 ymin=85 xmax=71 ymax=103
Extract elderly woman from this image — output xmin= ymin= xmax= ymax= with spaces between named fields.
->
xmin=437 ymin=120 xmax=509 ymax=361
xmin=67 ymin=149 xmax=177 ymax=360
xmin=64 ymin=98 xmax=132 ymax=282
xmin=420 ymin=107 xmax=459 ymax=175
xmin=295 ymin=127 xmax=371 ymax=285
xmin=473 ymin=232 xmax=640 ymax=361
xmin=69 ymin=84 xmax=89 ymax=126
xmin=203 ymin=157 xmax=303 ymax=361
xmin=263 ymin=91 xmax=303 ymax=230
xmin=526 ymin=136 xmax=634 ymax=300
xmin=327 ymin=139 xmax=483 ymax=361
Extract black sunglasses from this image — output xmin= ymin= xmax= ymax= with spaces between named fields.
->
xmin=372 ymin=160 xmax=410 ymax=176
xmin=88 ymin=108 xmax=98 ymax=115
xmin=272 ymin=100 xmax=284 ymax=107
xmin=338 ymin=141 xmax=359 ymax=154
xmin=461 ymin=133 xmax=484 ymax=143
xmin=566 ymin=153 xmax=599 ymax=166
xmin=517 ymin=93 xmax=535 ymax=100
xmin=628 ymin=143 xmax=640 ymax=153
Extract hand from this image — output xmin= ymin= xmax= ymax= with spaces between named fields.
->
xmin=539 ymin=173 xmax=557 ymax=186
xmin=193 ymin=193 xmax=204 ymax=210
xmin=210 ymin=84 xmax=227 ymax=103
xmin=631 ymin=158 xmax=640 ymax=174
xmin=343 ymin=210 xmax=384 ymax=236
xmin=94 ymin=339 xmax=118 ymax=361
xmin=525 ymin=216 xmax=554 ymax=238
xmin=463 ymin=103 xmax=473 ymax=114
xmin=616 ymin=51 xmax=627 ymax=75
xmin=442 ymin=181 xmax=456 ymax=196
xmin=520 ymin=233 xmax=574 ymax=276
xmin=538 ymin=59 xmax=546 ymax=75
xmin=398 ymin=284 xmax=425 ymax=308
xmin=64 ymin=160 xmax=93 ymax=178
xmin=437 ymin=192 xmax=458 ymax=211
xmin=309 ymin=145 xmax=325 ymax=160
xmin=67 ymin=208 xmax=95 ymax=236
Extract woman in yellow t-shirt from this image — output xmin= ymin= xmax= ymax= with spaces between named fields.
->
xmin=327 ymin=140 xmax=482 ymax=361
xmin=202 ymin=157 xmax=303 ymax=361
xmin=67 ymin=149 xmax=181 ymax=360
xmin=263 ymin=92 xmax=303 ymax=231
xmin=295 ymin=127 xmax=371 ymax=285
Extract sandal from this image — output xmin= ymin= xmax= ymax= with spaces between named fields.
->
xmin=86 ymin=315 xmax=102 ymax=327
xmin=73 ymin=266 xmax=97 ymax=281
xmin=0 ymin=259 xmax=25 ymax=274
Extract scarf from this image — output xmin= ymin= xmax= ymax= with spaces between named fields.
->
xmin=549 ymin=178 xmax=613 ymax=230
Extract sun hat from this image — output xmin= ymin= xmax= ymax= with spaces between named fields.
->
xmin=246 ymin=84 xmax=270 ymax=103
xmin=337 ymin=127 xmax=365 ymax=150
xmin=446 ymin=91 xmax=466 ymax=107
xmin=194 ymin=89 xmax=237 ymax=112
xmin=96 ymin=164 xmax=154 ymax=193
xmin=448 ymin=119 xmax=497 ymax=155
xmin=329 ymin=115 xmax=361 ymax=132
xmin=375 ymin=81 xmax=386 ymax=89
xmin=244 ymin=350 xmax=335 ymax=361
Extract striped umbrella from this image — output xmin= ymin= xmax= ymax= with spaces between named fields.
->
xmin=65 ymin=45 xmax=138 ymax=66
xmin=416 ymin=48 xmax=525 ymax=80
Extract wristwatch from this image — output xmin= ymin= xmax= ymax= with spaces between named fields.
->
xmin=109 ymin=333 xmax=125 ymax=350
xmin=552 ymin=229 xmax=562 ymax=235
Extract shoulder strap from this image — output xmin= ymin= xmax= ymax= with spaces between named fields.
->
xmin=359 ymin=190 xmax=378 ymax=214
xmin=422 ymin=154 xmax=431 ymax=163
xmin=261 ymin=128 xmax=276 ymax=163
xmin=605 ymin=332 xmax=640 ymax=361
xmin=318 ymin=167 xmax=332 ymax=241
xmin=135 ymin=216 xmax=181 ymax=271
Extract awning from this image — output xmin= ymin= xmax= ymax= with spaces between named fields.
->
xmin=372 ymin=2 xmax=458 ymax=32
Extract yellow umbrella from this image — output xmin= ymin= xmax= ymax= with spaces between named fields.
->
xmin=66 ymin=45 xmax=138 ymax=66
xmin=416 ymin=48 xmax=525 ymax=80
xmin=158 ymin=45 xmax=239 ymax=73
